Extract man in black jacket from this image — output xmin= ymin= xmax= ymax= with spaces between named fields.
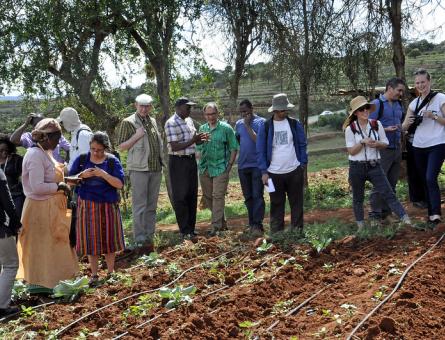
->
xmin=0 ymin=169 xmax=21 ymax=317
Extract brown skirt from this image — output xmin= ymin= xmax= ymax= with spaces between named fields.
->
xmin=17 ymin=194 xmax=79 ymax=288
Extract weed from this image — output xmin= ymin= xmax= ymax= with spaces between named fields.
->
xmin=159 ymin=285 xmax=197 ymax=309
xmin=166 ymin=263 xmax=181 ymax=278
xmin=20 ymin=305 xmax=35 ymax=317
xmin=242 ymin=268 xmax=256 ymax=283
xmin=138 ymin=252 xmax=166 ymax=267
xmin=256 ymin=239 xmax=273 ymax=254
xmin=272 ymin=299 xmax=294 ymax=315
xmin=11 ymin=280 xmax=29 ymax=301
xmin=106 ymin=272 xmax=133 ymax=287
xmin=123 ymin=293 xmax=159 ymax=318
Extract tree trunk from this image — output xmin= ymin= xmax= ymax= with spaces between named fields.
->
xmin=387 ymin=0 xmax=405 ymax=80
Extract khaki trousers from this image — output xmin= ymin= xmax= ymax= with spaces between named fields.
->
xmin=200 ymin=171 xmax=229 ymax=230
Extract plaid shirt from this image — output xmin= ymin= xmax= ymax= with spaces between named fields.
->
xmin=164 ymin=113 xmax=196 ymax=155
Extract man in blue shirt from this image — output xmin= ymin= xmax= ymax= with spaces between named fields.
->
xmin=369 ymin=77 xmax=407 ymax=220
xmin=235 ymin=99 xmax=266 ymax=234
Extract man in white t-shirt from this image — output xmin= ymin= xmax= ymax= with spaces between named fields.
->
xmin=256 ymin=93 xmax=308 ymax=234
xmin=57 ymin=107 xmax=93 ymax=171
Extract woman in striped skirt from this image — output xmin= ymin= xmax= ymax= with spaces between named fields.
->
xmin=69 ymin=131 xmax=125 ymax=285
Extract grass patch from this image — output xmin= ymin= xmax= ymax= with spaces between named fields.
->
xmin=308 ymin=153 xmax=348 ymax=172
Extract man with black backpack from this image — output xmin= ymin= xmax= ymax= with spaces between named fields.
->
xmin=368 ymin=78 xmax=406 ymax=222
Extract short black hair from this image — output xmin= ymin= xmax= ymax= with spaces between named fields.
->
xmin=90 ymin=131 xmax=111 ymax=151
xmin=239 ymin=99 xmax=253 ymax=109
xmin=414 ymin=68 xmax=431 ymax=81
xmin=385 ymin=77 xmax=406 ymax=91
xmin=0 ymin=134 xmax=17 ymax=154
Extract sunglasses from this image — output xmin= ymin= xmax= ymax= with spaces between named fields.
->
xmin=356 ymin=104 xmax=371 ymax=112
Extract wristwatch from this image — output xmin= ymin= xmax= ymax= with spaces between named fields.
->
xmin=433 ymin=113 xmax=439 ymax=120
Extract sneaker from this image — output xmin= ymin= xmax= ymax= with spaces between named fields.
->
xmin=0 ymin=306 xmax=20 ymax=318
xmin=356 ymin=221 xmax=365 ymax=232
xmin=429 ymin=215 xmax=441 ymax=224
xmin=399 ymin=214 xmax=412 ymax=226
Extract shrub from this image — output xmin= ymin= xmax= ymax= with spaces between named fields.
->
xmin=317 ymin=112 xmax=347 ymax=130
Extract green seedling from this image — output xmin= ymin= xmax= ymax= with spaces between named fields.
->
xmin=256 ymin=239 xmax=273 ymax=254
xmin=278 ymin=257 xmax=296 ymax=266
xmin=321 ymin=309 xmax=331 ymax=317
xmin=138 ymin=252 xmax=165 ymax=267
xmin=308 ymin=235 xmax=332 ymax=253
xmin=123 ymin=293 xmax=159 ymax=318
xmin=166 ymin=262 xmax=181 ymax=278
xmin=322 ymin=263 xmax=334 ymax=272
xmin=388 ymin=263 xmax=403 ymax=276
xmin=159 ymin=285 xmax=197 ymax=309
xmin=294 ymin=263 xmax=304 ymax=271
xmin=295 ymin=249 xmax=309 ymax=261
xmin=106 ymin=272 xmax=133 ymax=287
xmin=241 ymin=268 xmax=256 ymax=283
xmin=20 ymin=305 xmax=35 ymax=317
xmin=75 ymin=327 xmax=101 ymax=339
xmin=53 ymin=276 xmax=90 ymax=302
xmin=312 ymin=326 xmax=328 ymax=338
xmin=11 ymin=280 xmax=29 ymax=301
xmin=340 ymin=303 xmax=357 ymax=317
xmin=238 ymin=321 xmax=259 ymax=339
xmin=372 ymin=285 xmax=388 ymax=301
xmin=272 ymin=299 xmax=294 ymax=315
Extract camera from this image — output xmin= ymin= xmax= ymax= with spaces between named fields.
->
xmin=407 ymin=115 xmax=423 ymax=134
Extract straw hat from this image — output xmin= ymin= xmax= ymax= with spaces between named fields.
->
xmin=348 ymin=96 xmax=376 ymax=115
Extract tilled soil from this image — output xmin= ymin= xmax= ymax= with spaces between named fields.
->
xmin=5 ymin=214 xmax=445 ymax=339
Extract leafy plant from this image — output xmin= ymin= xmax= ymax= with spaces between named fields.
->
xmin=322 ymin=263 xmax=334 ymax=272
xmin=53 ymin=276 xmax=89 ymax=302
xmin=138 ymin=252 xmax=165 ymax=267
xmin=166 ymin=263 xmax=181 ymax=278
xmin=20 ymin=305 xmax=35 ymax=317
xmin=340 ymin=303 xmax=357 ymax=317
xmin=372 ymin=285 xmax=388 ymax=301
xmin=159 ymin=285 xmax=196 ymax=309
xmin=308 ymin=235 xmax=332 ymax=253
xmin=238 ymin=321 xmax=259 ymax=339
xmin=256 ymin=239 xmax=272 ymax=254
xmin=272 ymin=299 xmax=294 ymax=315
xmin=123 ymin=293 xmax=159 ymax=318
xmin=11 ymin=280 xmax=29 ymax=301
xmin=312 ymin=326 xmax=328 ymax=338
xmin=106 ymin=272 xmax=133 ymax=287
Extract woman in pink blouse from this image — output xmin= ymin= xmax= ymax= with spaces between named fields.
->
xmin=17 ymin=119 xmax=78 ymax=294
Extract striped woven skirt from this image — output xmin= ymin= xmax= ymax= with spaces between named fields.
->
xmin=76 ymin=198 xmax=125 ymax=256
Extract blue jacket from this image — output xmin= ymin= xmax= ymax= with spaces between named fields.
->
xmin=256 ymin=116 xmax=308 ymax=174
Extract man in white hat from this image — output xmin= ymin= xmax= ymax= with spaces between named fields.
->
xmin=256 ymin=93 xmax=308 ymax=235
xmin=57 ymin=107 xmax=93 ymax=171
xmin=115 ymin=94 xmax=164 ymax=253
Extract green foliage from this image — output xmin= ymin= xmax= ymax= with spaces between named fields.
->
xmin=20 ymin=305 xmax=35 ymax=317
xmin=166 ymin=263 xmax=181 ymax=278
xmin=106 ymin=272 xmax=133 ymax=287
xmin=159 ymin=285 xmax=197 ymax=309
xmin=53 ymin=276 xmax=90 ymax=302
xmin=123 ymin=293 xmax=160 ymax=318
xmin=138 ymin=252 xmax=166 ymax=267
xmin=308 ymin=235 xmax=332 ymax=254
xmin=256 ymin=239 xmax=273 ymax=254
xmin=11 ymin=280 xmax=29 ymax=301
xmin=317 ymin=112 xmax=347 ymax=130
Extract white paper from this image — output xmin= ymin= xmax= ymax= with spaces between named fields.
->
xmin=265 ymin=178 xmax=275 ymax=193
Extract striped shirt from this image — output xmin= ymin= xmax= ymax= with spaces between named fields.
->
xmin=197 ymin=120 xmax=239 ymax=177
xmin=115 ymin=113 xmax=161 ymax=172
xmin=164 ymin=113 xmax=196 ymax=155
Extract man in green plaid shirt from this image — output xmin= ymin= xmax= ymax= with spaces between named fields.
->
xmin=197 ymin=102 xmax=239 ymax=234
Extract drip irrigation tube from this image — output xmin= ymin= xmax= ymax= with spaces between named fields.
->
xmin=265 ymin=285 xmax=331 ymax=332
xmin=346 ymin=232 xmax=445 ymax=340
xmin=0 ymin=301 xmax=55 ymax=323
xmin=112 ymin=251 xmax=284 ymax=338
xmin=55 ymin=246 xmax=242 ymax=337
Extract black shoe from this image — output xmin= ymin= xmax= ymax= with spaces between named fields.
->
xmin=413 ymin=201 xmax=428 ymax=209
xmin=0 ymin=306 xmax=20 ymax=318
xmin=88 ymin=275 xmax=100 ymax=287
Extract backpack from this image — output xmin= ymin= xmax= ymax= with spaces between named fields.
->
xmin=74 ymin=127 xmax=92 ymax=151
xmin=350 ymin=119 xmax=379 ymax=135
xmin=78 ymin=152 xmax=116 ymax=173
xmin=375 ymin=98 xmax=404 ymax=121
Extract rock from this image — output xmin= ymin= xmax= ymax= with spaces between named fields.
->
xmin=330 ymin=248 xmax=337 ymax=256
xmin=379 ymin=317 xmax=396 ymax=333
xmin=353 ymin=268 xmax=366 ymax=276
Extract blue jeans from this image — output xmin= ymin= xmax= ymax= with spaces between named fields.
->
xmin=349 ymin=161 xmax=406 ymax=222
xmin=413 ymin=144 xmax=445 ymax=216
xmin=238 ymin=167 xmax=265 ymax=228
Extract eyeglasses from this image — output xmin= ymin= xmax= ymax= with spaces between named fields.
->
xmin=90 ymin=147 xmax=105 ymax=154
xmin=357 ymin=104 xmax=371 ymax=112
xmin=205 ymin=111 xmax=218 ymax=116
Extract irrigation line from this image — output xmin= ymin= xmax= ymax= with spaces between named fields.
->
xmin=0 ymin=301 xmax=55 ymax=323
xmin=55 ymin=246 xmax=242 ymax=337
xmin=112 ymin=308 xmax=176 ymax=340
xmin=265 ymin=284 xmax=331 ymax=332
xmin=112 ymin=251 xmax=284 ymax=338
xmin=346 ymin=232 xmax=445 ymax=340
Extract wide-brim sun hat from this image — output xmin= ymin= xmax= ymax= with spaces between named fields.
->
xmin=348 ymin=96 xmax=376 ymax=115
xmin=268 ymin=93 xmax=295 ymax=112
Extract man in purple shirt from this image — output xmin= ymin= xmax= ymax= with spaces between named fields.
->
xmin=235 ymin=99 xmax=266 ymax=234
xmin=10 ymin=113 xmax=70 ymax=163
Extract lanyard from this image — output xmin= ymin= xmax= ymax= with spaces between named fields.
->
xmin=356 ymin=121 xmax=379 ymax=161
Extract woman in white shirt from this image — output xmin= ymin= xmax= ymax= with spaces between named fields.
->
xmin=344 ymin=96 xmax=410 ymax=230
xmin=402 ymin=69 xmax=445 ymax=224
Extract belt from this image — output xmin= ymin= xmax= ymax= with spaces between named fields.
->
xmin=350 ymin=160 xmax=380 ymax=165
xmin=170 ymin=154 xmax=195 ymax=159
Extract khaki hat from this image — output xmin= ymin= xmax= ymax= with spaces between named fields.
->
xmin=348 ymin=96 xmax=376 ymax=115
xmin=135 ymin=94 xmax=153 ymax=105
xmin=268 ymin=93 xmax=295 ymax=112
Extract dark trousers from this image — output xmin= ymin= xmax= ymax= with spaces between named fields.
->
xmin=369 ymin=148 xmax=402 ymax=218
xmin=238 ymin=167 xmax=265 ymax=228
xmin=268 ymin=166 xmax=304 ymax=233
xmin=406 ymin=140 xmax=427 ymax=203
xmin=169 ymin=155 xmax=198 ymax=235
xmin=349 ymin=161 xmax=406 ymax=222
xmin=413 ymin=144 xmax=445 ymax=216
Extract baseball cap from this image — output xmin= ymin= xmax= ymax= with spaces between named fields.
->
xmin=175 ymin=97 xmax=196 ymax=107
